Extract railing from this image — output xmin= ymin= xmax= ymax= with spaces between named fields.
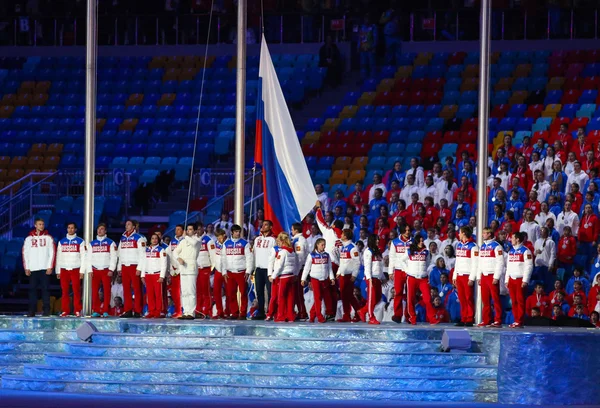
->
xmin=54 ymin=169 xmax=132 ymax=217
xmin=164 ymin=169 xmax=263 ymax=237
xmin=0 ymin=172 xmax=57 ymax=238
xmin=0 ymin=8 xmax=598 ymax=47
xmin=0 ymin=13 xmax=347 ymax=47
xmin=0 ymin=169 xmax=132 ymax=237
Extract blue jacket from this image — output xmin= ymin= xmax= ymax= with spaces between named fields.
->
xmin=566 ymin=276 xmax=591 ymax=295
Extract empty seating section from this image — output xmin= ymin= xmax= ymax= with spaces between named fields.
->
xmin=302 ymin=50 xmax=600 ymax=189
xmin=0 ymin=54 xmax=326 ymax=190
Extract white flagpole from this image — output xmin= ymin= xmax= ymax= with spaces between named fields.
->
xmin=234 ymin=0 xmax=247 ymax=230
xmin=475 ymin=0 xmax=492 ymax=324
xmin=82 ymin=0 xmax=98 ymax=316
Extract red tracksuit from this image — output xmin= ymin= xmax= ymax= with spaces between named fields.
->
xmin=310 ymin=278 xmax=333 ymax=322
xmin=267 ymin=277 xmax=280 ymax=319
xmin=213 ymin=271 xmax=229 ymax=317
xmin=196 ymin=266 xmax=212 ymax=315
xmin=168 ymin=274 xmax=182 ymax=315
xmin=145 ymin=274 xmax=163 ymax=317
xmin=92 ymin=268 xmax=111 ymax=314
xmin=60 ymin=268 xmax=82 ymax=313
xmin=276 ymin=276 xmax=296 ymax=322
xmin=227 ymin=272 xmax=248 ymax=318
xmin=122 ymin=264 xmax=143 ymax=314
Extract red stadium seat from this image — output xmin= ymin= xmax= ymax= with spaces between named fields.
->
xmin=570 ymin=117 xmax=589 ymax=131
xmin=491 ymin=104 xmax=510 ymax=119
xmin=532 ymin=130 xmax=549 ymax=144
xmin=582 ymin=76 xmax=600 ymax=90
xmin=410 ymin=78 xmax=428 ymax=92
xmin=461 ymin=130 xmax=478 ymax=142
xmin=564 ymin=76 xmax=582 ymax=89
xmin=524 ymin=104 xmax=544 ymax=119
xmin=355 ymin=131 xmax=372 ymax=143
xmin=372 ymin=131 xmax=389 ymax=143
xmin=428 ymin=78 xmax=445 ymax=91
xmin=561 ymin=89 xmax=581 ymax=104
xmin=425 ymin=91 xmax=443 ymax=105
xmin=424 ymin=131 xmax=443 ymax=144
xmin=409 ymin=90 xmax=426 ymax=105
xmin=461 ymin=118 xmax=478 ymax=131
xmin=444 ymin=131 xmax=461 ymax=143
xmin=393 ymin=78 xmax=411 ymax=92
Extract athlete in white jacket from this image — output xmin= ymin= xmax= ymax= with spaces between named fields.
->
xmin=166 ymin=224 xmax=185 ymax=318
xmin=173 ymin=225 xmax=200 ymax=319
xmin=55 ymin=223 xmax=87 ymax=317
xmin=358 ymin=235 xmax=385 ymax=325
xmin=388 ymin=225 xmax=412 ymax=323
xmin=301 ymin=238 xmax=335 ymax=323
xmin=404 ymin=235 xmax=431 ymax=325
xmin=453 ymin=226 xmax=478 ymax=326
xmin=292 ymin=223 xmax=309 ymax=320
xmin=140 ymin=233 xmax=168 ymax=318
xmin=22 ymin=219 xmax=55 ymax=317
xmin=477 ymin=228 xmax=505 ymax=327
xmin=506 ymin=231 xmax=534 ymax=328
xmin=211 ymin=229 xmax=229 ymax=318
xmin=271 ymin=232 xmax=298 ymax=322
xmin=117 ymin=220 xmax=146 ymax=317
xmin=88 ymin=223 xmax=117 ymax=317
xmin=195 ymin=223 xmax=217 ymax=318
xmin=337 ymin=229 xmax=362 ymax=322
xmin=252 ymin=221 xmax=276 ymax=320
xmin=221 ymin=224 xmax=254 ymax=319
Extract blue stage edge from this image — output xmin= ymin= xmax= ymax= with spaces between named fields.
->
xmin=0 ymin=316 xmax=598 ymax=406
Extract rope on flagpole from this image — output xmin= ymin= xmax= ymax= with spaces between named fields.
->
xmin=184 ymin=0 xmax=215 ymax=229
xmin=247 ymin=163 xmax=257 ymax=238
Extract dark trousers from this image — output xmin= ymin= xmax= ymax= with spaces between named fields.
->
xmin=29 ymin=270 xmax=50 ymax=314
xmin=254 ymin=268 xmax=271 ymax=317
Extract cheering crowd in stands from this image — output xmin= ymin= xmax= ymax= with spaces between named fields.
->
xmin=296 ymin=129 xmax=600 ymax=327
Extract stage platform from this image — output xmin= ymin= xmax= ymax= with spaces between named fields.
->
xmin=0 ymin=316 xmax=598 ymax=407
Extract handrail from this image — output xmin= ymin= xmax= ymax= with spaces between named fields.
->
xmin=163 ymin=170 xmax=262 ymax=238
xmin=0 ymin=172 xmax=56 ymax=197
xmin=0 ymin=172 xmax=58 ymax=236
xmin=2 ymin=7 xmax=596 ymax=46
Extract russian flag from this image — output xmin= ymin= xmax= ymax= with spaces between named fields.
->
xmin=254 ymin=35 xmax=317 ymax=234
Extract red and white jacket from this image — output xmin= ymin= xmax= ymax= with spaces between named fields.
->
xmin=87 ymin=235 xmax=117 ymax=272
xmin=55 ymin=234 xmax=87 ymax=275
xmin=140 ymin=244 xmax=168 ymax=278
xmin=315 ymin=208 xmax=342 ymax=265
xmin=337 ymin=241 xmax=360 ymax=277
xmin=363 ymin=248 xmax=384 ymax=280
xmin=302 ymin=251 xmax=334 ymax=281
xmin=117 ymin=231 xmax=146 ymax=269
xmin=405 ymin=248 xmax=430 ymax=279
xmin=505 ymin=244 xmax=534 ymax=284
xmin=388 ymin=235 xmax=412 ymax=272
xmin=196 ymin=234 xmax=217 ymax=269
xmin=272 ymin=246 xmax=298 ymax=278
xmin=478 ymin=240 xmax=505 ymax=280
xmin=22 ymin=229 xmax=55 ymax=272
xmin=454 ymin=240 xmax=478 ymax=281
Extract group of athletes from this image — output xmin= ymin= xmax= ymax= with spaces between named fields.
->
xmin=22 ymin=196 xmax=534 ymax=328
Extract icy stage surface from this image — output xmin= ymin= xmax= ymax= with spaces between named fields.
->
xmin=0 ymin=316 xmax=598 ymax=406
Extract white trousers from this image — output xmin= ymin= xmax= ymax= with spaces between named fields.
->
xmin=180 ymin=273 xmax=197 ymax=316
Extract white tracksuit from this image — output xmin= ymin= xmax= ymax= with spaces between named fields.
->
xmin=173 ymin=235 xmax=200 ymax=315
